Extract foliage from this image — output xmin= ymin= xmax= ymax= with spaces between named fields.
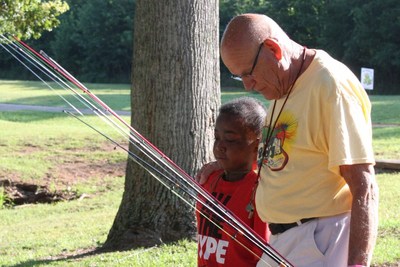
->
xmin=345 ymin=0 xmax=400 ymax=94
xmin=219 ymin=0 xmax=272 ymax=83
xmin=0 ymin=0 xmax=69 ymax=39
xmin=0 ymin=186 xmax=12 ymax=208
xmin=50 ymin=0 xmax=135 ymax=82
xmin=219 ymin=0 xmax=271 ymax=36
xmin=0 ymin=0 xmax=134 ymax=83
xmin=267 ymin=0 xmax=326 ymax=47
xmin=218 ymin=0 xmax=400 ymax=94
xmin=1 ymin=0 xmax=399 ymax=87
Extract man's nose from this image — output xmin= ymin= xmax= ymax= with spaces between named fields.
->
xmin=242 ymin=78 xmax=255 ymax=91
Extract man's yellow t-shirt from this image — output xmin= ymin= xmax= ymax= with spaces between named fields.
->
xmin=255 ymin=50 xmax=375 ymax=223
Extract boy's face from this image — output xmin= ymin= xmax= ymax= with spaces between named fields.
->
xmin=213 ymin=113 xmax=259 ymax=173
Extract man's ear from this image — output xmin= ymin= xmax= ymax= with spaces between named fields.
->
xmin=264 ymin=39 xmax=282 ymax=60
xmin=254 ymin=137 xmax=262 ymax=152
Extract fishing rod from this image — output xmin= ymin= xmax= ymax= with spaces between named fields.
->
xmin=1 ymin=34 xmax=292 ymax=267
xmin=0 ymin=34 xmax=293 ymax=267
xmin=65 ymin=110 xmax=272 ymax=264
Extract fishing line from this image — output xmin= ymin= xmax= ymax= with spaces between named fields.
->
xmin=0 ymin=38 xmax=84 ymax=115
xmin=1 ymin=35 xmax=293 ymax=267
xmin=5 ymin=36 xmax=291 ymax=266
xmin=65 ymin=113 xmax=275 ymax=266
xmin=64 ymin=110 xmax=273 ymax=266
xmin=7 ymin=36 xmax=291 ymax=266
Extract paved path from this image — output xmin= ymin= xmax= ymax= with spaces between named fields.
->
xmin=0 ymin=103 xmax=130 ymax=116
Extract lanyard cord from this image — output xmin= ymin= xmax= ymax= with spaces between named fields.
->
xmin=247 ymin=47 xmax=307 ymax=217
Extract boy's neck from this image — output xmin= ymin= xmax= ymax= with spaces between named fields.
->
xmin=222 ymin=170 xmax=251 ymax=182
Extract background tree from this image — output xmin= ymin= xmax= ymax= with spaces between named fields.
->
xmin=268 ymin=0 xmax=325 ymax=47
xmin=46 ymin=0 xmax=86 ymax=79
xmin=0 ymin=0 xmax=69 ymax=39
xmin=343 ymin=0 xmax=400 ymax=93
xmin=50 ymin=0 xmax=135 ymax=83
xmin=103 ymin=0 xmax=220 ymax=250
xmin=1 ymin=0 xmax=399 ymax=92
xmin=219 ymin=0 xmax=271 ymax=84
xmin=0 ymin=0 xmax=69 ymax=79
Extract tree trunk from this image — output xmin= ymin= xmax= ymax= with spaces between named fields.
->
xmin=103 ymin=0 xmax=220 ymax=250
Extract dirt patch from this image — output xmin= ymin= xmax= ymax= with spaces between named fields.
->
xmin=0 ymin=139 xmax=128 ymax=206
xmin=0 ymin=179 xmax=78 ymax=205
xmin=0 ymin=160 xmax=126 ymax=207
xmin=45 ymin=160 xmax=126 ymax=186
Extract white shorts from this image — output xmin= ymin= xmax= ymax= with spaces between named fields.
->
xmin=257 ymin=212 xmax=350 ymax=267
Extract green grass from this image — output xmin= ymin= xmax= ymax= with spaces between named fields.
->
xmin=0 ymin=80 xmax=399 ymax=266
xmin=373 ymin=127 xmax=400 ymax=160
xmin=0 ymin=79 xmax=130 ymax=111
xmin=0 ymin=111 xmax=128 ymax=182
xmin=370 ymin=95 xmax=400 ymax=125
xmin=0 ymin=165 xmax=397 ymax=266
xmin=373 ymin=171 xmax=400 ymax=265
xmin=1 ymin=79 xmax=399 ymax=125
xmin=221 ymin=86 xmax=270 ymax=106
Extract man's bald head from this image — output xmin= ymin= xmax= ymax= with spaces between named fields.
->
xmin=220 ymin=14 xmax=308 ymax=100
xmin=221 ymin=14 xmax=289 ymax=58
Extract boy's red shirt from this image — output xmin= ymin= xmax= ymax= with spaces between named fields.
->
xmin=196 ymin=169 xmax=269 ymax=267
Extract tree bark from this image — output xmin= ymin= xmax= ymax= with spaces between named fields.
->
xmin=103 ymin=0 xmax=220 ymax=250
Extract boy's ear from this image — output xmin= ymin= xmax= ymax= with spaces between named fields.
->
xmin=264 ymin=39 xmax=282 ymax=60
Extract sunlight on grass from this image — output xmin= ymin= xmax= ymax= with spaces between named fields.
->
xmin=0 ymin=81 xmax=399 ymax=266
xmin=373 ymin=127 xmax=400 ymax=159
xmin=376 ymin=172 xmax=400 ymax=227
xmin=0 ymin=111 xmax=128 ymax=183
xmin=0 ymin=174 xmax=199 ymax=267
xmin=0 ymin=172 xmax=398 ymax=266
xmin=0 ymin=155 xmax=52 ymax=180
xmin=221 ymin=88 xmax=270 ymax=107
xmin=0 ymin=79 xmax=131 ymax=111
xmin=373 ymin=171 xmax=400 ymax=264
xmin=0 ymin=176 xmax=124 ymax=266
xmin=370 ymin=95 xmax=400 ymax=125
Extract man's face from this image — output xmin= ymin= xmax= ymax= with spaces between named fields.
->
xmin=221 ymin=43 xmax=284 ymax=100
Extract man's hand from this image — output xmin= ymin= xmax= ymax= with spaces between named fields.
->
xmin=195 ymin=161 xmax=221 ymax=184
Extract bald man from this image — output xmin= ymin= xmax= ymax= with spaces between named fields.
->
xmin=197 ymin=14 xmax=378 ymax=267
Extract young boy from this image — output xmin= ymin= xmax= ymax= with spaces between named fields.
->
xmin=196 ymin=97 xmax=269 ymax=266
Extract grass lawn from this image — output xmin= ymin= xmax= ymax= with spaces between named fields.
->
xmin=0 ymin=80 xmax=399 ymax=266
xmin=0 ymin=80 xmax=131 ymax=111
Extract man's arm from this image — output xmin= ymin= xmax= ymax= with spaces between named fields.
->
xmin=340 ymin=163 xmax=379 ymax=266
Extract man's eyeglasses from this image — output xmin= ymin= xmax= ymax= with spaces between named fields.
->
xmin=231 ymin=43 xmax=263 ymax=82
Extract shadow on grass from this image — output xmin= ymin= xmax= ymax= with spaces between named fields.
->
xmin=8 ymin=234 xmax=195 ymax=267
xmin=7 ymin=247 xmax=400 ymax=267
xmin=7 ymin=247 xmax=105 ymax=267
xmin=7 ymin=243 xmax=162 ymax=267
